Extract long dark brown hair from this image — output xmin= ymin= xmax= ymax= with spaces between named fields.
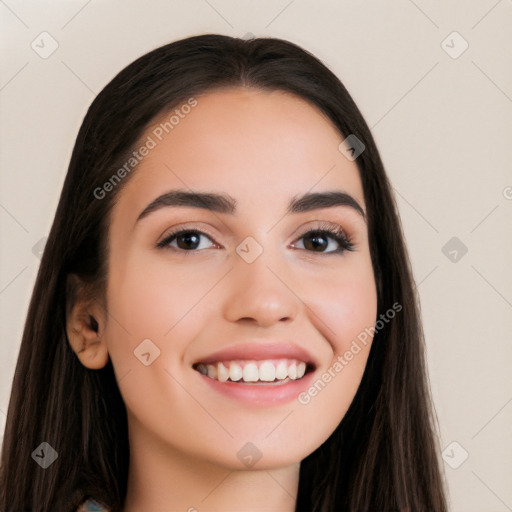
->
xmin=0 ymin=34 xmax=448 ymax=511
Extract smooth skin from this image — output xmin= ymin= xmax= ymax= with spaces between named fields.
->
xmin=67 ymin=88 xmax=378 ymax=512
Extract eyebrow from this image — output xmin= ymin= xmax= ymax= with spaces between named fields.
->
xmin=136 ymin=189 xmax=366 ymax=223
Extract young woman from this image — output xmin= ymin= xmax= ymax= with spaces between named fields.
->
xmin=0 ymin=34 xmax=448 ymax=511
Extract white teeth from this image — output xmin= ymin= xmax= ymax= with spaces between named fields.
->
xmin=207 ymin=364 xmax=217 ymax=379
xmin=275 ymin=361 xmax=288 ymax=380
xmin=196 ymin=359 xmax=310 ymax=383
xmin=259 ymin=361 xmax=276 ymax=382
xmin=243 ymin=363 xmax=259 ymax=382
xmin=229 ymin=362 xmax=243 ymax=382
xmin=217 ymin=362 xmax=229 ymax=382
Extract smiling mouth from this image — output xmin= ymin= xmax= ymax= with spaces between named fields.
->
xmin=193 ymin=359 xmax=314 ymax=384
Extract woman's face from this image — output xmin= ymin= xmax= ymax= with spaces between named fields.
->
xmin=103 ymin=87 xmax=377 ymax=469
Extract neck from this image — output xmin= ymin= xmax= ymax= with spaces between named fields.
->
xmin=122 ymin=418 xmax=300 ymax=512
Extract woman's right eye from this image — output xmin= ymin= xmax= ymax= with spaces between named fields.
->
xmin=156 ymin=229 xmax=217 ymax=252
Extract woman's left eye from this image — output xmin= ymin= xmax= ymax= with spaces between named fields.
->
xmin=291 ymin=227 xmax=354 ymax=254
xmin=156 ymin=224 xmax=354 ymax=255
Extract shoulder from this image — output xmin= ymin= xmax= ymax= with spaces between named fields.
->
xmin=76 ymin=498 xmax=111 ymax=511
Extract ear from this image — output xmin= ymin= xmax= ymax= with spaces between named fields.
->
xmin=65 ymin=274 xmax=109 ymax=369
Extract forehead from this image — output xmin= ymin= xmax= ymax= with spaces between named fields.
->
xmin=112 ymin=87 xmax=364 ymax=224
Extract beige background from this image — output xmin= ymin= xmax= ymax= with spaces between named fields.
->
xmin=1 ymin=1 xmax=511 ymax=510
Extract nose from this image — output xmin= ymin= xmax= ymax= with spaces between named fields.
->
xmin=221 ymin=252 xmax=300 ymax=328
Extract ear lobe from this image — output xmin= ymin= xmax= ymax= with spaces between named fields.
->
xmin=66 ymin=277 xmax=109 ymax=370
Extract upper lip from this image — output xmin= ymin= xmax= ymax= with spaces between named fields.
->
xmin=193 ymin=341 xmax=317 ymax=368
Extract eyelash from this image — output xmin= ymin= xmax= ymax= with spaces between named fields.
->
xmin=156 ymin=221 xmax=354 ymax=256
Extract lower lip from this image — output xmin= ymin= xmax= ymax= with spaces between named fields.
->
xmin=196 ymin=369 xmax=316 ymax=406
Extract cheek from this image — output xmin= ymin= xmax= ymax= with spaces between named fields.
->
xmin=308 ymin=252 xmax=378 ymax=357
xmin=102 ymin=255 xmax=219 ymax=434
xmin=295 ymin=256 xmax=377 ymax=432
xmin=105 ymin=253 xmax=213 ymax=349
xmin=325 ymin=271 xmax=377 ymax=355
xmin=103 ymin=250 xmax=228 ymax=392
